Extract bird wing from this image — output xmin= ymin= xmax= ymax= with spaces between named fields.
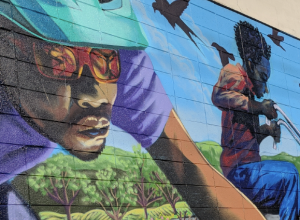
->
xmin=268 ymin=34 xmax=284 ymax=42
xmin=154 ymin=0 xmax=169 ymax=4
xmin=228 ymin=53 xmax=235 ymax=61
xmin=168 ymin=0 xmax=189 ymax=17
xmin=211 ymin=42 xmax=226 ymax=53
xmin=272 ymin=29 xmax=284 ymax=41
xmin=176 ymin=19 xmax=204 ymax=54
xmin=153 ymin=0 xmax=170 ymax=10
xmin=272 ymin=28 xmax=278 ymax=36
xmin=277 ymin=35 xmax=284 ymax=41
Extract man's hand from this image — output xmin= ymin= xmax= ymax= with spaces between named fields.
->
xmin=269 ymin=121 xmax=281 ymax=143
xmin=261 ymin=99 xmax=278 ymax=119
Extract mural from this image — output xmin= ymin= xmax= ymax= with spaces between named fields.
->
xmin=0 ymin=0 xmax=299 ymax=220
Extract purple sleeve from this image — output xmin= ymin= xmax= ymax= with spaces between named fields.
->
xmin=0 ymin=114 xmax=54 ymax=185
xmin=111 ymin=50 xmax=172 ymax=148
xmin=0 ymin=87 xmax=54 ymax=184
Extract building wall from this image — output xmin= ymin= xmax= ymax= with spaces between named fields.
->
xmin=0 ymin=0 xmax=299 ymax=219
xmin=211 ymin=0 xmax=300 ymax=39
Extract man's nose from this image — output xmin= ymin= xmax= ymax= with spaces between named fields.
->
xmin=72 ymin=65 xmax=109 ymax=108
xmin=77 ymin=87 xmax=109 ymax=108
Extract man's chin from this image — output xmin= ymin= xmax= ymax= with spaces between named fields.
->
xmin=67 ymin=140 xmax=106 ymax=161
xmin=255 ymin=93 xmax=264 ymax=99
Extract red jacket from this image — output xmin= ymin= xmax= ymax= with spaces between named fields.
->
xmin=212 ymin=63 xmax=261 ymax=177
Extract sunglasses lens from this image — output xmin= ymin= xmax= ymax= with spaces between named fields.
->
xmin=33 ymin=43 xmax=120 ymax=82
xmin=33 ymin=43 xmax=77 ymax=79
xmin=90 ymin=50 xmax=120 ymax=82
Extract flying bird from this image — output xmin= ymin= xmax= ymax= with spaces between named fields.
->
xmin=211 ymin=42 xmax=235 ymax=67
xmin=152 ymin=0 xmax=202 ymax=51
xmin=268 ymin=28 xmax=285 ymax=51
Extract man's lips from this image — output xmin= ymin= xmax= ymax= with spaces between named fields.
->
xmin=75 ymin=116 xmax=110 ymax=139
xmin=78 ymin=126 xmax=109 ymax=138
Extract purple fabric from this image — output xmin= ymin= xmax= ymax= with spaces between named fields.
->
xmin=8 ymin=191 xmax=38 ymax=219
xmin=112 ymin=50 xmax=172 ymax=148
xmin=0 ymin=88 xmax=54 ymax=185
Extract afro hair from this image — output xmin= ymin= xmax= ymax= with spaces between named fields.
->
xmin=234 ymin=21 xmax=271 ymax=64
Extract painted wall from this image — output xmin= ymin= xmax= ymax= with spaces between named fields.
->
xmin=0 ymin=0 xmax=299 ymax=220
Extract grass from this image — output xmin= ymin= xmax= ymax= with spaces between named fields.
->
xmin=39 ymin=202 xmax=192 ymax=220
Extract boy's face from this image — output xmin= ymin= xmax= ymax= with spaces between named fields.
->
xmin=248 ymin=56 xmax=271 ymax=99
xmin=14 ymin=44 xmax=119 ymax=161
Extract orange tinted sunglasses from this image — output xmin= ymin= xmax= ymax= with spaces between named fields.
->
xmin=33 ymin=42 xmax=120 ymax=83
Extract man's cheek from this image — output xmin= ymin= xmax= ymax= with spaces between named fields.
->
xmin=106 ymin=84 xmax=117 ymax=105
xmin=54 ymin=86 xmax=72 ymax=120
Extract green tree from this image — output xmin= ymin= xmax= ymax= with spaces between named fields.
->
xmin=28 ymin=153 xmax=90 ymax=220
xmin=82 ymin=166 xmax=137 ymax=220
xmin=126 ymin=145 xmax=163 ymax=219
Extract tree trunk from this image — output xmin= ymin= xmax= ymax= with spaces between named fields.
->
xmin=64 ymin=205 xmax=72 ymax=220
xmin=112 ymin=214 xmax=123 ymax=220
xmin=171 ymin=202 xmax=177 ymax=215
xmin=143 ymin=206 xmax=148 ymax=219
xmin=106 ymin=210 xmax=123 ymax=220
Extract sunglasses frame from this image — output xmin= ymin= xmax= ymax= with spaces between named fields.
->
xmin=33 ymin=42 xmax=121 ymax=84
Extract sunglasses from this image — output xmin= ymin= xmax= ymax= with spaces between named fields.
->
xmin=32 ymin=42 xmax=120 ymax=84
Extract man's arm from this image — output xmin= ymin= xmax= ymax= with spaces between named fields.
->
xmin=147 ymin=109 xmax=265 ymax=220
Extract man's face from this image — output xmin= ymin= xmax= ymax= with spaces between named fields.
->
xmin=248 ymin=56 xmax=271 ymax=99
xmin=15 ymin=45 xmax=118 ymax=161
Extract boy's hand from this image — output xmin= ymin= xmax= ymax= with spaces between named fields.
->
xmin=269 ymin=121 xmax=281 ymax=143
xmin=249 ymin=99 xmax=277 ymax=119
xmin=261 ymin=99 xmax=277 ymax=119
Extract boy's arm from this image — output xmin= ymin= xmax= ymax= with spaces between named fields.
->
xmin=212 ymin=67 xmax=277 ymax=119
xmin=147 ymin=109 xmax=265 ymax=220
xmin=212 ymin=67 xmax=250 ymax=112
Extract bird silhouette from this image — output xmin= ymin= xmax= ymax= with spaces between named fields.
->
xmin=211 ymin=42 xmax=235 ymax=67
xmin=268 ymin=28 xmax=285 ymax=51
xmin=152 ymin=0 xmax=202 ymax=51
